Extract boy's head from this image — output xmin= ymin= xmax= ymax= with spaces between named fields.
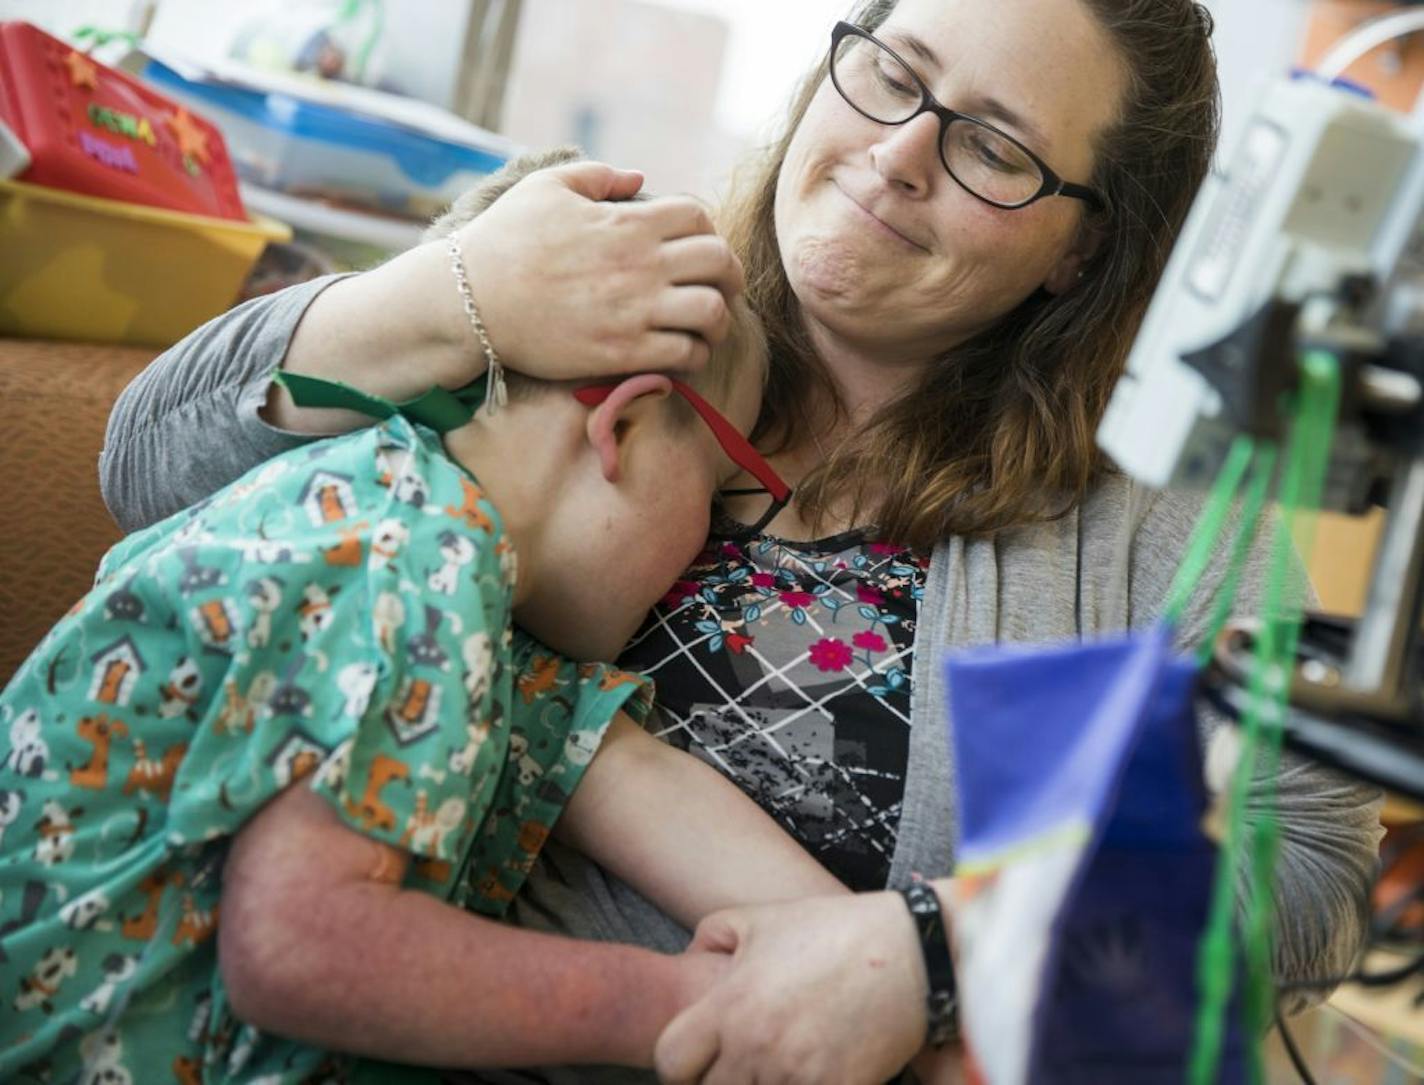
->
xmin=430 ymin=148 xmax=770 ymax=660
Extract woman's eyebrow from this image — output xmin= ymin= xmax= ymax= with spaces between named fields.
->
xmin=885 ymin=29 xmax=943 ymax=71
xmin=883 ymin=29 xmax=1048 ymax=151
xmin=967 ymin=94 xmax=1049 ymax=152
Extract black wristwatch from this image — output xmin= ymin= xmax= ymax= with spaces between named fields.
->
xmin=898 ymin=879 xmax=958 ymax=1047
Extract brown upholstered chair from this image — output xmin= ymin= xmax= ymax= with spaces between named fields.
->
xmin=0 ymin=339 xmax=157 ymax=685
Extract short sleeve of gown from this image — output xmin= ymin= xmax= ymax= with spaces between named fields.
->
xmin=459 ymin=638 xmax=653 ymax=915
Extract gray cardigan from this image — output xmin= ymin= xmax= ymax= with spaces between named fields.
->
xmin=101 ymin=277 xmax=1383 ymax=1082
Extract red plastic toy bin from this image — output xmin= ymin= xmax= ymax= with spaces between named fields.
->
xmin=0 ymin=20 xmax=245 ymax=221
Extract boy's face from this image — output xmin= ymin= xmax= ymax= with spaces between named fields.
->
xmin=514 ymin=365 xmax=764 ymax=663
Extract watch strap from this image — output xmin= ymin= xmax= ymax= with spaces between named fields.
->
xmin=899 ymin=879 xmax=958 ymax=1047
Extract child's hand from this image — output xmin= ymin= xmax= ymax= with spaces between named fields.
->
xmin=672 ymin=946 xmax=733 ymax=1012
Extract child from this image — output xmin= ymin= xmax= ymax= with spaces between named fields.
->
xmin=0 ymin=153 xmax=841 ymax=1083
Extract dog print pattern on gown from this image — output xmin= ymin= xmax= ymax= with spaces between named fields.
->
xmin=0 ymin=416 xmax=648 ymax=1084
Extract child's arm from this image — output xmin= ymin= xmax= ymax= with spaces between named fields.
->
xmin=219 ymin=782 xmax=724 ymax=1069
xmin=554 ymin=713 xmax=848 ymax=929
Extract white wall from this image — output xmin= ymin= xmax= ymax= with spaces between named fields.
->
xmin=657 ymin=0 xmax=854 ymax=143
xmin=1203 ymin=0 xmax=1311 ymax=164
xmin=144 ymin=0 xmax=473 ymax=107
xmin=0 ymin=0 xmax=150 ymax=37
xmin=0 ymin=0 xmax=475 ymax=109
xmin=4 ymin=0 xmax=1320 ymax=195
xmin=668 ymin=0 xmax=1319 ymax=175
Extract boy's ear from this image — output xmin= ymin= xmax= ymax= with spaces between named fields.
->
xmin=584 ymin=374 xmax=674 ymax=483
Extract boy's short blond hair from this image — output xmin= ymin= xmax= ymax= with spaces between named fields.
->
xmin=423 ymin=147 xmax=766 ymax=424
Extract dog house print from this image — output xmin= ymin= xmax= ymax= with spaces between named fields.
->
xmin=300 ymin=470 xmax=358 ymax=527
xmin=386 ymin=676 xmax=443 ymax=746
xmin=268 ymin=729 xmax=330 ymax=787
xmin=88 ymin=635 xmax=146 ymax=706
xmin=189 ymin=598 xmax=242 ymax=653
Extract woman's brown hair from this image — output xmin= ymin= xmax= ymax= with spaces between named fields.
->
xmin=721 ymin=0 xmax=1220 ymax=548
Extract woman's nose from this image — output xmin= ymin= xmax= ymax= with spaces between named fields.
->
xmin=868 ymin=111 xmax=941 ymax=198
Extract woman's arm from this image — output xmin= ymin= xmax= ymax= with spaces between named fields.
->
xmin=100 ymin=274 xmax=346 ymax=532
xmin=220 ymin=781 xmax=725 ymax=1069
xmin=555 ymin=714 xmax=846 ymax=929
xmin=103 ymin=159 xmax=743 ymax=532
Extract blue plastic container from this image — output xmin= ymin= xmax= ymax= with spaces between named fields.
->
xmin=142 ymin=57 xmax=510 ymax=217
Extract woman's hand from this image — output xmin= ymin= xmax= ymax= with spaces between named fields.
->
xmin=653 ymin=892 xmax=929 ymax=1085
xmin=270 ymin=160 xmax=744 ymax=432
xmin=461 ymin=158 xmax=746 ymax=378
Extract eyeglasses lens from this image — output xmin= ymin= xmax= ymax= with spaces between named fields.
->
xmin=714 ymin=488 xmax=778 ymax=541
xmin=831 ymin=32 xmax=1044 ymax=208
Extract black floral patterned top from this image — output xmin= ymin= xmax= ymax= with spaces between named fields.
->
xmin=618 ymin=527 xmax=929 ymax=889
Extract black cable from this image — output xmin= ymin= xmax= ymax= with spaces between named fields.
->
xmin=1275 ymin=1008 xmax=1319 ymax=1085
xmin=1268 ymin=946 xmax=1424 ymax=1083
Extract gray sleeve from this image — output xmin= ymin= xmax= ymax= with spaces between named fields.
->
xmin=1129 ymin=487 xmax=1383 ymax=1012
xmin=99 ymin=273 xmax=356 ymax=532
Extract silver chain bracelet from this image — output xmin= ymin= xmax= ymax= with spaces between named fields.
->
xmin=445 ymin=234 xmax=508 ymax=414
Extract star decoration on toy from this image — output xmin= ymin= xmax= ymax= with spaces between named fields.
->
xmin=166 ymin=107 xmax=210 ymax=166
xmin=64 ymin=50 xmax=98 ymax=91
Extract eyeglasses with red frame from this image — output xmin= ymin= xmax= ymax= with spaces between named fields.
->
xmin=573 ymin=378 xmax=792 ymax=540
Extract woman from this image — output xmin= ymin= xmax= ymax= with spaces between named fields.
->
xmin=102 ymin=0 xmax=1380 ymax=1081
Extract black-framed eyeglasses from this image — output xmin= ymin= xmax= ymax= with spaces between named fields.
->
xmin=829 ymin=22 xmax=1105 ymax=212
xmin=712 ymin=481 xmax=786 ymax=542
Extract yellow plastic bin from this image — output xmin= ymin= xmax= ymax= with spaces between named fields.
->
xmin=0 ymin=179 xmax=291 ymax=347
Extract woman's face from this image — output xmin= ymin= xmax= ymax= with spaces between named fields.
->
xmin=774 ymin=0 xmax=1127 ymax=363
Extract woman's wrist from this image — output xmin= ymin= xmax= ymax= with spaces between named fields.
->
xmin=264 ymin=241 xmax=483 ymax=433
xmin=898 ymin=878 xmax=958 ymax=1048
xmin=344 ymin=240 xmax=483 ymax=391
xmin=294 ymin=243 xmax=478 ymax=387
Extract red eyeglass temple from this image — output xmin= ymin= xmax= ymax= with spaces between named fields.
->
xmin=573 ymin=379 xmax=791 ymax=502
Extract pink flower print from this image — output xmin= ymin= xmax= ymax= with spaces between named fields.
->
xmin=869 ymin=542 xmax=902 ymax=555
xmin=780 ymin=590 xmax=817 ymax=609
xmin=662 ymin=580 xmax=700 ymax=607
xmin=726 ymin=632 xmax=755 ymax=655
xmin=721 ymin=542 xmax=743 ymax=557
xmin=856 ymin=584 xmax=885 ymax=605
xmin=751 ymin=572 xmax=777 ymax=589
xmin=853 ymin=630 xmax=887 ymax=653
xmin=809 ymin=637 xmax=853 ymax=672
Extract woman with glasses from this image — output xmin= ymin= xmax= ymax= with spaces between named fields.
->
xmin=101 ymin=0 xmax=1381 ymax=1081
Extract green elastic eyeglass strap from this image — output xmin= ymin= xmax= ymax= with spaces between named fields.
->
xmin=274 ymin=369 xmax=488 ymax=434
xmin=1161 ymin=433 xmax=1257 ymax=630
xmin=1194 ymin=444 xmax=1279 ymax=670
xmin=1188 ymin=348 xmax=1342 ymax=1085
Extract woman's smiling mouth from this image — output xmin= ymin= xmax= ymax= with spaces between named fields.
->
xmin=834 ymin=180 xmax=930 ymax=252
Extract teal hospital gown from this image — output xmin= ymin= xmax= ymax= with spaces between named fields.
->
xmin=0 ymin=415 xmax=649 ymax=1084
